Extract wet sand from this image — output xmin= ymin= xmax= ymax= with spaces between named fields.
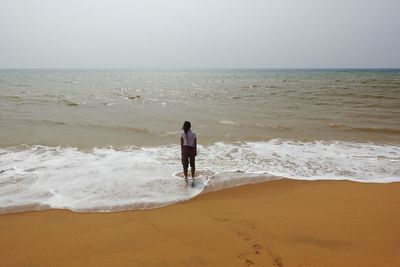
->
xmin=1 ymin=179 xmax=399 ymax=267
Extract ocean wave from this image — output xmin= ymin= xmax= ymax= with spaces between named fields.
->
xmin=161 ymin=131 xmax=179 ymax=137
xmin=20 ymin=119 xmax=152 ymax=134
xmin=6 ymin=95 xmax=22 ymax=99
xmin=329 ymin=124 xmax=400 ymax=135
xmin=353 ymin=127 xmax=400 ymax=135
xmin=0 ymin=94 xmax=84 ymax=108
xmin=62 ymin=99 xmax=79 ymax=106
xmin=24 ymin=119 xmax=67 ymax=126
xmin=0 ymin=95 xmax=24 ymax=101
xmin=0 ymin=140 xmax=399 ymax=214
xmin=252 ymin=123 xmax=293 ymax=131
xmin=83 ymin=124 xmax=151 ymax=134
xmin=218 ymin=120 xmax=240 ymax=126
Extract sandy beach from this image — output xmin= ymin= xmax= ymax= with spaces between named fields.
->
xmin=1 ymin=179 xmax=399 ymax=267
xmin=1 ymin=1 xmax=399 ymax=266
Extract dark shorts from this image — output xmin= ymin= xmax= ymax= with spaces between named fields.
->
xmin=181 ymin=146 xmax=195 ymax=169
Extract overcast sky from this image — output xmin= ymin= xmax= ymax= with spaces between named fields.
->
xmin=0 ymin=0 xmax=399 ymax=68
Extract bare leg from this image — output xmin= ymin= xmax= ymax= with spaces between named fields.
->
xmin=189 ymin=153 xmax=195 ymax=187
xmin=191 ymin=167 xmax=195 ymax=187
xmin=183 ymin=167 xmax=188 ymax=184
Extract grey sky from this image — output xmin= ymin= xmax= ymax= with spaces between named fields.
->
xmin=0 ymin=0 xmax=399 ymax=68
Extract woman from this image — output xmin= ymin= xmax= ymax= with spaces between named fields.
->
xmin=180 ymin=121 xmax=197 ymax=187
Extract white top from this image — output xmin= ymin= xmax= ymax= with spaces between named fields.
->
xmin=181 ymin=130 xmax=196 ymax=147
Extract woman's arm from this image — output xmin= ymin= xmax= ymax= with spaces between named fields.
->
xmin=194 ymin=137 xmax=197 ymax=157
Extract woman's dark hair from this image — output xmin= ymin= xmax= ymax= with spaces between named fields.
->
xmin=182 ymin=121 xmax=191 ymax=133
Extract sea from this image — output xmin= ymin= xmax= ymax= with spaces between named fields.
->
xmin=1 ymin=69 xmax=399 ymax=214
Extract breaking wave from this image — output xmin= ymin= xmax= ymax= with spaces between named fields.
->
xmin=0 ymin=139 xmax=399 ymax=214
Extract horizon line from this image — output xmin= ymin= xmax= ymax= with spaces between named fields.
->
xmin=1 ymin=67 xmax=400 ymax=70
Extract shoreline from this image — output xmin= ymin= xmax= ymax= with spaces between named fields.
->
xmin=1 ymin=179 xmax=400 ymax=266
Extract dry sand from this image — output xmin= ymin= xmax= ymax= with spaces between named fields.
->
xmin=1 ymin=179 xmax=399 ymax=267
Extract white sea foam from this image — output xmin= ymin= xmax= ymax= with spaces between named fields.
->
xmin=218 ymin=120 xmax=239 ymax=126
xmin=0 ymin=140 xmax=399 ymax=214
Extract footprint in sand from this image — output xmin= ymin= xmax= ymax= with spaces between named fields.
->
xmin=238 ymin=254 xmax=255 ymax=266
xmin=211 ymin=214 xmax=269 ymax=266
xmin=212 ymin=216 xmax=230 ymax=222
xmin=245 ymin=259 xmax=255 ymax=266
xmin=273 ymin=256 xmax=283 ymax=267
xmin=252 ymin=244 xmax=262 ymax=254
xmin=253 ymin=244 xmax=262 ymax=249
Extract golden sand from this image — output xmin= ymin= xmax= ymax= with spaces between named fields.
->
xmin=1 ymin=179 xmax=399 ymax=267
